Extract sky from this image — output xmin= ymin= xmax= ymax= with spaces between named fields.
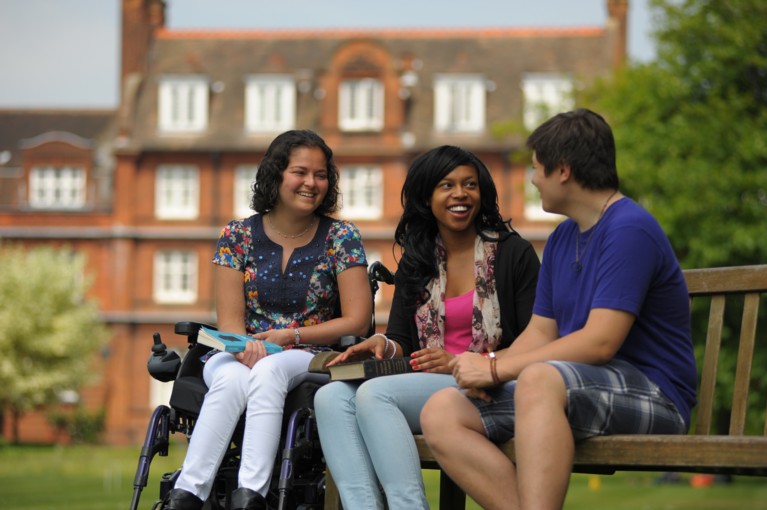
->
xmin=0 ymin=0 xmax=658 ymax=109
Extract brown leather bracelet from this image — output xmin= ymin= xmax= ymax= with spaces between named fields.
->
xmin=488 ymin=351 xmax=500 ymax=385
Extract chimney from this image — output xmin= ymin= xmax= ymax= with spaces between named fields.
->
xmin=120 ymin=0 xmax=166 ymax=98
xmin=607 ymin=0 xmax=629 ymax=68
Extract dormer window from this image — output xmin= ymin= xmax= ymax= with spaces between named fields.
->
xmin=521 ymin=73 xmax=574 ymax=131
xmin=338 ymin=79 xmax=384 ymax=132
xmin=433 ymin=74 xmax=486 ymax=133
xmin=245 ymin=76 xmax=295 ymax=133
xmin=29 ymin=165 xmax=86 ymax=209
xmin=158 ymin=76 xmax=208 ymax=133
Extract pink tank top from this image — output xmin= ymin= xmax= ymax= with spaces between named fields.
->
xmin=443 ymin=289 xmax=475 ymax=354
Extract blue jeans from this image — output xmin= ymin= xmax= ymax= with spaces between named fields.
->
xmin=315 ymin=372 xmax=456 ymax=510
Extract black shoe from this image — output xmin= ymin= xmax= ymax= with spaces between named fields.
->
xmin=163 ymin=488 xmax=204 ymax=510
xmin=230 ymin=487 xmax=267 ymax=510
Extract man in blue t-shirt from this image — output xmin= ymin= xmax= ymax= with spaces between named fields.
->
xmin=421 ymin=109 xmax=697 ymax=510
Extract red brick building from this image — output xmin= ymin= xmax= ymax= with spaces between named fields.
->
xmin=0 ymin=0 xmax=627 ymax=444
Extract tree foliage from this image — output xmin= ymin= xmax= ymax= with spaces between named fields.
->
xmin=585 ymin=0 xmax=767 ymax=269
xmin=0 ymin=244 xmax=109 ymax=441
xmin=584 ymin=0 xmax=767 ymax=432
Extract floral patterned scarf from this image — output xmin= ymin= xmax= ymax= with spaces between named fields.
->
xmin=414 ymin=233 xmax=502 ymax=352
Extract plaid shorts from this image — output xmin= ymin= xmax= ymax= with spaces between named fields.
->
xmin=471 ymin=358 xmax=687 ymax=443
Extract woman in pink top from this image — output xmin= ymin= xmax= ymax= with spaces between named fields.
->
xmin=314 ymin=145 xmax=541 ymax=510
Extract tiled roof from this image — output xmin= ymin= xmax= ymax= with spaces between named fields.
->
xmin=0 ymin=110 xmax=115 ymax=167
xmin=158 ymin=26 xmax=606 ymax=40
xmin=123 ymin=27 xmax=613 ymax=153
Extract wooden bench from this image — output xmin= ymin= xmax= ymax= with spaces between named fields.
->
xmin=325 ymin=264 xmax=767 ymax=509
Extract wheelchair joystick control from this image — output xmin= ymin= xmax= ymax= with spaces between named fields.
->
xmin=151 ymin=333 xmax=167 ymax=354
xmin=147 ymin=332 xmax=181 ymax=383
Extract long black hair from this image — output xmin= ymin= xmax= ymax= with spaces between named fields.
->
xmin=251 ymin=129 xmax=340 ymax=215
xmin=394 ymin=145 xmax=513 ymax=306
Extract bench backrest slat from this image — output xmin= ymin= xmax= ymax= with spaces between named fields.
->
xmin=730 ymin=293 xmax=759 ymax=435
xmin=694 ymin=295 xmax=724 ymax=435
xmin=684 ymin=265 xmax=767 ymax=295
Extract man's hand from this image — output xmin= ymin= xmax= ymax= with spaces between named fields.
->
xmin=451 ymin=352 xmax=495 ymax=389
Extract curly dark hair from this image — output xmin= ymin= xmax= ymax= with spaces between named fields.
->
xmin=250 ymin=130 xmax=340 ymax=215
xmin=394 ymin=145 xmax=514 ymax=307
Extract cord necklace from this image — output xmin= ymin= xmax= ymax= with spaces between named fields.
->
xmin=571 ymin=190 xmax=618 ymax=273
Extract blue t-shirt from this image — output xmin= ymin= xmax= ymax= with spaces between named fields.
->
xmin=534 ymin=197 xmax=697 ymax=426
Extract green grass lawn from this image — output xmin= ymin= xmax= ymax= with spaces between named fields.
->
xmin=423 ymin=470 xmax=767 ymax=510
xmin=1 ymin=443 xmax=766 ymax=509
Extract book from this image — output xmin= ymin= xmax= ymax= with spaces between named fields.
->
xmin=307 ymin=350 xmax=342 ymax=373
xmin=197 ymin=326 xmax=283 ymax=355
xmin=308 ymin=349 xmax=374 ymax=373
xmin=328 ymin=357 xmax=413 ymax=381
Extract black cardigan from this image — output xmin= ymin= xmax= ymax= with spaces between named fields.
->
xmin=385 ymin=233 xmax=541 ymax=357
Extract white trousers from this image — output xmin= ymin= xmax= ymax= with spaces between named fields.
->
xmin=174 ymin=348 xmax=326 ymax=500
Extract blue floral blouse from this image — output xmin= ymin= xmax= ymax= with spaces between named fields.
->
xmin=213 ymin=214 xmax=367 ymax=336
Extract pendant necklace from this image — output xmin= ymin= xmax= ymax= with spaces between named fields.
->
xmin=268 ymin=214 xmax=316 ymax=239
xmin=571 ymin=190 xmax=618 ymax=273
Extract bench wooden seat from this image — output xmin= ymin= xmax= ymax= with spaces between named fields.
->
xmin=326 ymin=264 xmax=767 ymax=510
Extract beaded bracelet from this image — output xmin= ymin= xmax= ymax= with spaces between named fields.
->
xmin=386 ymin=336 xmax=397 ymax=359
xmin=293 ymin=328 xmax=301 ymax=346
xmin=376 ymin=333 xmax=397 ymax=359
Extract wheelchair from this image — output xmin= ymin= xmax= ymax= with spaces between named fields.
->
xmin=130 ymin=261 xmax=395 ymax=510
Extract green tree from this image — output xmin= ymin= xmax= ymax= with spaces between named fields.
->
xmin=584 ymin=0 xmax=767 ymax=432
xmin=0 ymin=244 xmax=109 ymax=443
xmin=586 ymin=0 xmax=767 ymax=268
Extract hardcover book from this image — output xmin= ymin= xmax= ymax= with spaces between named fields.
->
xmin=328 ymin=357 xmax=413 ymax=381
xmin=307 ymin=350 xmax=342 ymax=373
xmin=197 ymin=326 xmax=283 ymax=355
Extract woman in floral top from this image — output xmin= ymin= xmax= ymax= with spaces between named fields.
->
xmin=314 ymin=145 xmax=540 ymax=510
xmin=163 ymin=130 xmax=371 ymax=510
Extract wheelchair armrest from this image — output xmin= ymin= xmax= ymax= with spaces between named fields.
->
xmin=338 ymin=335 xmax=362 ymax=350
xmin=174 ymin=321 xmax=216 ymax=344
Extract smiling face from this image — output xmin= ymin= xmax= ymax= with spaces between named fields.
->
xmin=429 ymin=164 xmax=481 ymax=237
xmin=276 ymin=146 xmax=329 ymax=216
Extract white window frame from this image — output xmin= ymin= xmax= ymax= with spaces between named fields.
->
xmin=28 ymin=165 xmax=86 ymax=209
xmin=155 ymin=165 xmax=200 ymax=220
xmin=524 ymin=167 xmax=565 ymax=221
xmin=338 ymin=79 xmax=384 ymax=132
xmin=153 ymin=250 xmax=198 ymax=304
xmin=339 ymin=166 xmax=383 ymax=220
xmin=158 ymin=76 xmax=209 ymax=133
xmin=433 ymin=74 xmax=486 ymax=133
xmin=521 ymin=73 xmax=574 ymax=132
xmin=244 ymin=75 xmax=296 ymax=133
xmin=234 ymin=165 xmax=257 ymax=218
